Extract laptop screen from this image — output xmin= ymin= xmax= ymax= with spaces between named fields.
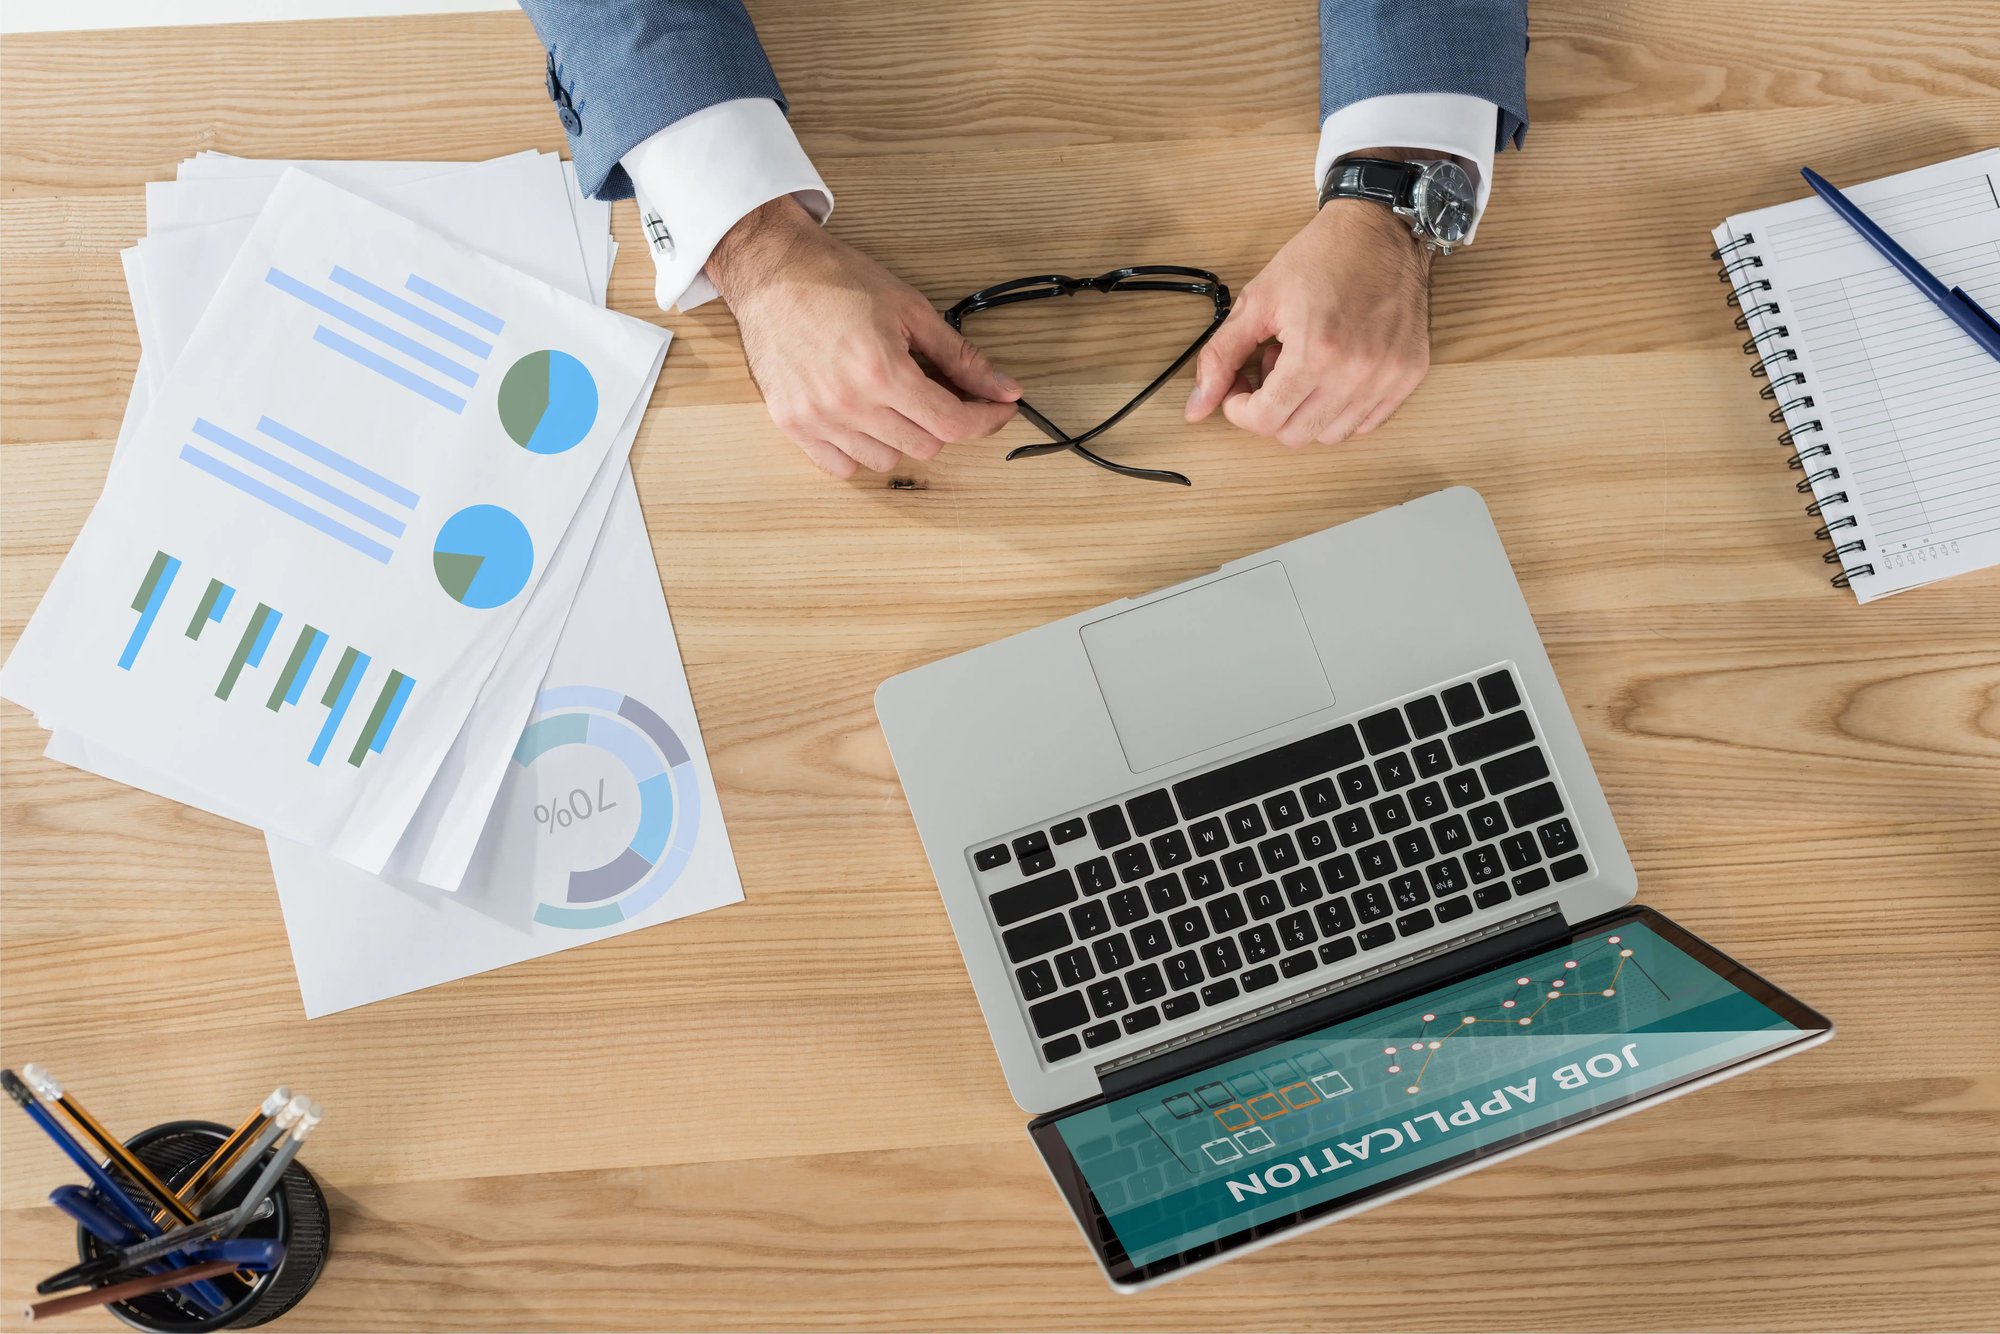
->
xmin=1029 ymin=908 xmax=1829 ymax=1287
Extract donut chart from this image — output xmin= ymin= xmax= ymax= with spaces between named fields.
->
xmin=511 ymin=685 xmax=701 ymax=929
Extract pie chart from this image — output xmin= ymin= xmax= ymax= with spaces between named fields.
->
xmin=498 ymin=349 xmax=599 ymax=455
xmin=432 ymin=504 xmax=534 ymax=609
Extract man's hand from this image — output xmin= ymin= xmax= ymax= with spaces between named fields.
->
xmin=1184 ymin=198 xmax=1432 ymax=448
xmin=706 ymin=196 xmax=1021 ymax=478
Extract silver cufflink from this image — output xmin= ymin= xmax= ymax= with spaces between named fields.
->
xmin=641 ymin=211 xmax=674 ymax=259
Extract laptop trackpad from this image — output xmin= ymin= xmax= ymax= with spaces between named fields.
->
xmin=1081 ymin=562 xmax=1334 ymax=773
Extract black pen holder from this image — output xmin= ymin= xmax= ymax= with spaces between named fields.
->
xmin=74 ymin=1121 xmax=331 ymax=1331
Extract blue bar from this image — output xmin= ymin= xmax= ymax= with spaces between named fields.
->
xmin=370 ymin=672 xmax=416 ymax=754
xmin=180 ymin=446 xmax=395 ymax=562
xmin=266 ymin=267 xmax=479 ymax=386
xmin=192 ymin=419 xmax=406 ymax=537
xmin=309 ymin=650 xmax=370 ymax=767
xmin=405 ymin=273 xmax=506 ymax=334
xmin=257 ymin=416 xmax=420 ymax=509
xmin=328 ymin=267 xmax=493 ymax=359
xmin=287 ymin=630 xmax=328 ymax=706
xmin=246 ymin=607 xmax=281 ymax=666
xmin=118 ymin=556 xmax=181 ymax=670
xmin=211 ymin=584 xmax=235 ymax=621
xmin=311 ymin=327 xmax=467 ymax=413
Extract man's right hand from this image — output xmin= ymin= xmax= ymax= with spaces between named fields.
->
xmin=705 ymin=196 xmax=1021 ymax=479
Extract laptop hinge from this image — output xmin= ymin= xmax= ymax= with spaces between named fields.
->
xmin=1096 ymin=906 xmax=1570 ymax=1101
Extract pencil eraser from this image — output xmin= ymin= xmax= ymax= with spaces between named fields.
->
xmin=19 ymin=1065 xmax=61 ymax=1100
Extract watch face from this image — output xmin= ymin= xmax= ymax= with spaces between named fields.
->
xmin=1411 ymin=161 xmax=1478 ymax=246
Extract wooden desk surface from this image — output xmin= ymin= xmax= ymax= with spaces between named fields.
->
xmin=3 ymin=4 xmax=1998 ymax=1329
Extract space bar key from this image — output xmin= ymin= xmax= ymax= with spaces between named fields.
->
xmin=1172 ymin=724 xmax=1363 ymax=820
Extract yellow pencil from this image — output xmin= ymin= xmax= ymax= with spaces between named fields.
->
xmin=21 ymin=1065 xmax=198 ymax=1227
xmin=167 ymin=1086 xmax=290 ymax=1220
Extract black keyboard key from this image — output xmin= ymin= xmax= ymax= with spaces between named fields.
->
xmin=1281 ymin=867 xmax=1322 ymax=906
xmin=1295 ymin=819 xmax=1336 ymax=860
xmin=1127 ymin=963 xmax=1167 ymax=1003
xmin=1319 ymin=935 xmax=1358 ymax=965
xmin=1280 ymin=951 xmax=1319 ymax=978
xmin=1358 ymin=923 xmax=1396 ymax=950
xmin=1436 ymin=893 xmax=1474 ymax=923
xmin=1070 ymin=899 xmax=1111 ymax=939
xmin=1054 ymin=947 xmax=1095 ymax=988
xmin=1083 ymin=1021 xmax=1119 ymax=1048
xmin=1184 ymin=860 xmax=1226 ymax=898
xmin=1094 ymin=933 xmax=1136 ymax=973
xmin=1077 ymin=857 xmax=1116 ymax=894
xmin=1108 ymin=888 xmax=1146 ymax=926
xmin=1042 ymin=1034 xmax=1081 ymax=1062
xmin=1132 ymin=919 xmax=1174 ymax=960
xmin=1262 ymin=792 xmax=1302 ymax=829
xmin=1114 ymin=844 xmax=1154 ymax=883
xmin=1444 ymin=770 xmax=1485 ymax=808
xmin=1150 ymin=828 xmax=1192 ymax=870
xmin=1201 ymin=979 xmax=1241 ymax=1006
xmin=1222 ymin=848 xmax=1261 ymax=886
xmin=1145 ymin=874 xmax=1187 ymax=914
xmin=1511 ymin=867 xmax=1551 ymax=896
xmin=1012 ymin=830 xmax=1049 ymax=860
xmin=1207 ymin=894 xmax=1249 ymax=932
xmin=1127 ymin=789 xmax=1177 ymax=837
xmin=1087 ymin=977 xmax=1129 ymax=1017
xmin=1408 ymin=781 xmax=1446 ymax=821
xmin=1189 ymin=818 xmax=1228 ymax=855
xmin=1506 ymin=783 xmax=1565 ymax=828
xmin=1089 ymin=804 xmax=1131 ymax=849
xmin=1433 ymin=814 xmax=1472 ymax=853
xmin=1241 ymin=923 xmax=1280 ymax=963
xmin=1553 ymin=854 xmax=1589 ymax=882
xmin=1482 ymin=745 xmax=1550 ymax=795
xmin=1122 ymin=1005 xmax=1161 ymax=1035
xmin=1337 ymin=765 xmax=1378 ymax=803
xmin=1451 ymin=710 xmax=1535 ymax=766
xmin=1016 ymin=960 xmax=1058 ymax=1000
xmin=1373 ymin=752 xmax=1414 ymax=791
xmin=975 ymin=845 xmax=1010 ymax=871
xmin=1478 ymin=668 xmax=1522 ymax=712
xmin=1172 ymin=723 xmax=1363 ymax=819
xmin=1468 ymin=802 xmax=1508 ymax=841
xmin=1242 ymin=964 xmax=1282 ymax=992
xmin=1474 ymin=882 xmax=1512 ymax=909
xmin=1501 ymin=832 xmax=1541 ymax=871
xmin=1354 ymin=884 xmax=1391 ymax=922
xmin=1245 ymin=881 xmax=1286 ymax=920
xmin=991 ymin=868 xmax=1078 ymax=926
xmin=1052 ymin=817 xmax=1087 ymax=845
xmin=1258 ymin=834 xmax=1300 ymax=874
xmin=1301 ymin=777 xmax=1339 ymax=816
xmin=1003 ymin=913 xmax=1071 ymax=962
xmin=1357 ymin=841 xmax=1395 ymax=879
xmin=1277 ymin=911 xmax=1317 ymax=951
xmin=1162 ymin=994 xmax=1200 ymax=1020
xmin=1371 ymin=793 xmax=1412 ymax=833
xmin=1319 ymin=854 xmax=1361 ymax=892
xmin=1425 ymin=856 xmax=1465 ymax=897
xmin=1201 ymin=937 xmax=1243 ymax=977
xmin=1389 ymin=872 xmax=1429 ymax=910
xmin=1226 ymin=804 xmax=1267 ymax=842
xmin=1413 ymin=738 xmax=1452 ymax=777
xmin=1394 ymin=827 xmax=1435 ymax=868
xmin=1395 ymin=908 xmax=1435 ymax=937
xmin=1465 ymin=845 xmax=1503 ymax=883
xmin=1169 ymin=907 xmax=1210 ymax=947
xmin=1360 ymin=708 xmax=1411 ymax=753
xmin=1315 ymin=897 xmax=1356 ymax=937
xmin=1406 ymin=695 xmax=1447 ymax=738
xmin=1031 ymin=992 xmax=1090 ymax=1038
xmin=1018 ymin=848 xmax=1055 ymax=875
xmin=1442 ymin=681 xmax=1483 ymax=725
xmin=1333 ymin=809 xmax=1373 ymax=846
xmin=1165 ymin=951 xmax=1204 ymax=990
xmin=1538 ymin=817 xmax=1579 ymax=856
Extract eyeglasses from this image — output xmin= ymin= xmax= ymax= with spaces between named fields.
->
xmin=943 ymin=266 xmax=1232 ymax=486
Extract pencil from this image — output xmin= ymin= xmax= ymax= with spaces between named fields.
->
xmin=169 ymin=1086 xmax=290 ymax=1219
xmin=23 ymin=1259 xmax=237 ymax=1323
xmin=21 ymin=1065 xmax=198 ymax=1227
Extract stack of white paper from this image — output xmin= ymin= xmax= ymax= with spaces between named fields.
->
xmin=3 ymin=153 xmax=744 ymax=1016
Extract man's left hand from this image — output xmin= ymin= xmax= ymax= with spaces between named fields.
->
xmin=1185 ymin=200 xmax=1433 ymax=447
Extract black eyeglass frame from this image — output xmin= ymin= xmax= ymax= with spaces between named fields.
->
xmin=943 ymin=266 xmax=1232 ymax=486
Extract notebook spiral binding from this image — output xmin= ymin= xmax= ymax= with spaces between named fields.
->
xmin=1712 ymin=232 xmax=1875 ymax=588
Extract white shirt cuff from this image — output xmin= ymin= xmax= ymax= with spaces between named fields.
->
xmin=1313 ymin=93 xmax=1500 ymax=243
xmin=623 ymin=97 xmax=834 ymax=312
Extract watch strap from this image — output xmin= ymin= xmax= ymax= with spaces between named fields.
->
xmin=1318 ymin=156 xmax=1419 ymax=210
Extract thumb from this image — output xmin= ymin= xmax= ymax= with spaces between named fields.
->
xmin=1185 ymin=300 xmax=1270 ymax=422
xmin=908 ymin=308 xmax=1023 ymax=402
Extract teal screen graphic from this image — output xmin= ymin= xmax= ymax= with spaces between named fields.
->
xmin=432 ymin=505 xmax=534 ymax=609
xmin=1052 ymin=922 xmax=1810 ymax=1268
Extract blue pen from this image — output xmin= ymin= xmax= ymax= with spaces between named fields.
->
xmin=1801 ymin=166 xmax=2000 ymax=365
xmin=2 ymin=1071 xmax=229 ymax=1315
xmin=49 ymin=1185 xmax=137 ymax=1246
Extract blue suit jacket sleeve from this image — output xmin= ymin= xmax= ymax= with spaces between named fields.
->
xmin=1319 ymin=0 xmax=1529 ymax=150
xmin=519 ymin=0 xmax=786 ymax=200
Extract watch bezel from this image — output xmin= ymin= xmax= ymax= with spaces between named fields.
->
xmin=1406 ymin=159 xmax=1478 ymax=250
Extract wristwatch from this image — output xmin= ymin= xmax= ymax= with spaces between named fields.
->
xmin=1317 ymin=155 xmax=1480 ymax=255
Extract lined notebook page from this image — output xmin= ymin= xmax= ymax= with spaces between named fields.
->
xmin=1714 ymin=149 xmax=2000 ymax=602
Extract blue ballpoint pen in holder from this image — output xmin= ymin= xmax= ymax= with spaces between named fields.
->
xmin=1800 ymin=165 xmax=2000 ymax=364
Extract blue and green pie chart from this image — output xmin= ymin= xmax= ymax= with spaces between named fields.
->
xmin=433 ymin=505 xmax=534 ymax=609
xmin=498 ymin=349 xmax=599 ymax=455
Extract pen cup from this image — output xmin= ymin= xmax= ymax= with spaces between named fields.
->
xmin=74 ymin=1120 xmax=331 ymax=1331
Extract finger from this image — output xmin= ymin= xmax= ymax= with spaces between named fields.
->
xmin=1186 ymin=301 xmax=1273 ymax=422
xmin=867 ymin=407 xmax=950 ymax=461
xmin=905 ymin=308 xmax=1022 ymax=403
xmin=1315 ymin=393 xmax=1377 ymax=447
xmin=825 ymin=428 xmax=903 ymax=474
xmin=1353 ymin=373 xmax=1425 ymax=437
xmin=895 ymin=368 xmax=1018 ymax=443
xmin=797 ymin=437 xmax=861 ymax=479
xmin=1276 ymin=388 xmax=1346 ymax=450
xmin=1222 ymin=346 xmax=1316 ymax=438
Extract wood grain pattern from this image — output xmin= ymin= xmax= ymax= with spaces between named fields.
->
xmin=2 ymin=3 xmax=1998 ymax=1330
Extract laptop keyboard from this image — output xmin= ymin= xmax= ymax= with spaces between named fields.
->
xmin=968 ymin=665 xmax=1592 ymax=1067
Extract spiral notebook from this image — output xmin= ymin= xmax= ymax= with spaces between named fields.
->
xmin=1711 ymin=148 xmax=2000 ymax=602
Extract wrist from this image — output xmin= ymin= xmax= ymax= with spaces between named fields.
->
xmin=1312 ymin=197 xmax=1434 ymax=278
xmin=706 ymin=194 xmax=819 ymax=303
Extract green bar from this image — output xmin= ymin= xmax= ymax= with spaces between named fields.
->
xmin=320 ymin=646 xmax=360 ymax=706
xmin=131 ymin=550 xmax=172 ymax=613
xmin=266 ymin=625 xmax=318 ymax=710
xmin=185 ymin=579 xmax=225 ymax=639
xmin=347 ymin=670 xmax=406 ymax=766
xmin=216 ymin=604 xmax=271 ymax=701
